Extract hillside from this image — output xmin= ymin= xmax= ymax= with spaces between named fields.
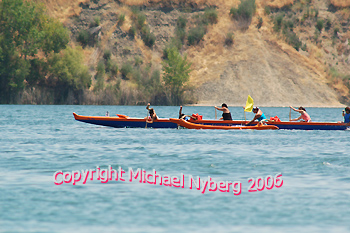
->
xmin=39 ymin=0 xmax=350 ymax=107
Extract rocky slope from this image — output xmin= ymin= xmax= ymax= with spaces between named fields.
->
xmin=41 ymin=0 xmax=350 ymax=106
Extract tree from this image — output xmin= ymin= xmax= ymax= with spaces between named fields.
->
xmin=47 ymin=46 xmax=91 ymax=104
xmin=162 ymin=47 xmax=192 ymax=105
xmin=0 ymin=0 xmax=69 ymax=103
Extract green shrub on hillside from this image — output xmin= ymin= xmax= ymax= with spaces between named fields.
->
xmin=77 ymin=29 xmax=90 ymax=47
xmin=163 ymin=38 xmax=183 ymax=59
xmin=109 ymin=62 xmax=118 ymax=78
xmin=303 ymin=6 xmax=310 ymax=19
xmin=132 ymin=68 xmax=142 ymax=83
xmin=273 ymin=11 xmax=302 ymax=51
xmin=184 ymin=9 xmax=217 ymax=47
xmin=325 ymin=18 xmax=332 ymax=31
xmin=96 ymin=61 xmax=105 ymax=74
xmin=175 ymin=15 xmax=187 ymax=44
xmin=175 ymin=28 xmax=186 ymax=43
xmin=90 ymin=16 xmax=100 ymax=27
xmin=225 ymin=32 xmax=234 ymax=46
xmin=314 ymin=28 xmax=320 ymax=43
xmin=128 ymin=11 xmax=156 ymax=48
xmin=134 ymin=56 xmax=143 ymax=67
xmin=273 ymin=13 xmax=284 ymax=32
xmin=94 ymin=61 xmax=105 ymax=92
xmin=284 ymin=29 xmax=302 ymax=50
xmin=284 ymin=19 xmax=294 ymax=29
xmin=103 ymin=50 xmax=111 ymax=61
xmin=301 ymin=43 xmax=307 ymax=51
xmin=120 ymin=63 xmax=133 ymax=80
xmin=141 ymin=29 xmax=156 ymax=47
xmin=177 ymin=15 xmax=187 ymax=29
xmin=118 ymin=13 xmax=125 ymax=26
xmin=203 ymin=8 xmax=218 ymax=24
xmin=128 ymin=26 xmax=136 ymax=38
xmin=316 ymin=19 xmax=324 ymax=31
xmin=136 ymin=13 xmax=146 ymax=30
xmin=257 ymin=16 xmax=263 ymax=29
xmin=105 ymin=57 xmax=118 ymax=76
xmin=230 ymin=0 xmax=256 ymax=21
xmin=131 ymin=6 xmax=140 ymax=19
xmin=104 ymin=59 xmax=118 ymax=78
xmin=146 ymin=68 xmax=168 ymax=105
xmin=333 ymin=26 xmax=340 ymax=36
xmin=188 ymin=26 xmax=206 ymax=45
xmin=329 ymin=67 xmax=340 ymax=78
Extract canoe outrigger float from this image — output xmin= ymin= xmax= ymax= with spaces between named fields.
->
xmin=73 ymin=113 xmax=350 ymax=130
xmin=195 ymin=119 xmax=350 ymax=130
xmin=169 ymin=118 xmax=279 ymax=130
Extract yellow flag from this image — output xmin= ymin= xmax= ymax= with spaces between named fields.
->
xmin=244 ymin=95 xmax=254 ymax=112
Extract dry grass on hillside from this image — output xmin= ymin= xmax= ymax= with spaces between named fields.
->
xmin=185 ymin=0 xmax=345 ymax=106
xmin=186 ymin=0 xmax=239 ymax=86
xmin=186 ymin=0 xmax=301 ymax=87
xmin=330 ymin=0 xmax=350 ymax=7
xmin=33 ymin=0 xmax=89 ymax=22
xmin=263 ymin=0 xmax=294 ymax=8
xmin=118 ymin=0 xmax=226 ymax=6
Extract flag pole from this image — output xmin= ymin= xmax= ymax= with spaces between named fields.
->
xmin=244 ymin=95 xmax=254 ymax=123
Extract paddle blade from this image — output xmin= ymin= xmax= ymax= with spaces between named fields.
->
xmin=244 ymin=95 xmax=254 ymax=112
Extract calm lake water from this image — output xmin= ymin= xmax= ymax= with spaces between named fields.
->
xmin=0 ymin=105 xmax=350 ymax=233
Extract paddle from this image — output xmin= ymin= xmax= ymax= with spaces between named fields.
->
xmin=145 ymin=109 xmax=148 ymax=129
xmin=215 ymin=107 xmax=217 ymax=120
xmin=289 ymin=107 xmax=291 ymax=121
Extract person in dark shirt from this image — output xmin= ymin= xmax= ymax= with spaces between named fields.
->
xmin=214 ymin=103 xmax=232 ymax=120
xmin=342 ymin=107 xmax=350 ymax=123
xmin=145 ymin=103 xmax=158 ymax=123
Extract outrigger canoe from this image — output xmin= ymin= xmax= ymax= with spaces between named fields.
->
xmin=73 ymin=112 xmax=178 ymax=128
xmin=73 ymin=113 xmax=350 ymax=130
xmin=170 ymin=118 xmax=279 ymax=130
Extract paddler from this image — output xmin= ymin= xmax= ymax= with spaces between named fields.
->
xmin=179 ymin=106 xmax=190 ymax=120
xmin=214 ymin=103 xmax=232 ymax=120
xmin=145 ymin=103 xmax=158 ymax=123
xmin=290 ymin=106 xmax=311 ymax=122
xmin=342 ymin=107 xmax=350 ymax=123
xmin=179 ymin=106 xmax=197 ymax=121
xmin=246 ymin=107 xmax=266 ymax=125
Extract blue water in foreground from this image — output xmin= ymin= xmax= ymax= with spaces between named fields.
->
xmin=1 ymin=105 xmax=350 ymax=233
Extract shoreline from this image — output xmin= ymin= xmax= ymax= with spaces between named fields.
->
xmin=0 ymin=103 xmax=347 ymax=108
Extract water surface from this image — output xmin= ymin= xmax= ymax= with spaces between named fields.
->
xmin=0 ymin=105 xmax=349 ymax=232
